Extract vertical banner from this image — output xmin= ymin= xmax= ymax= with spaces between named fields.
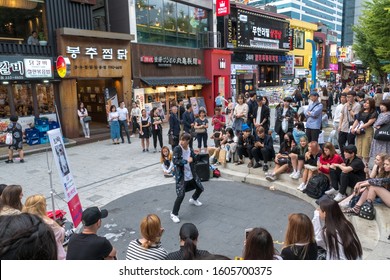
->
xmin=47 ymin=129 xmax=83 ymax=227
xmin=134 ymin=88 xmax=145 ymax=110
xmin=216 ymin=0 xmax=230 ymax=17
xmin=104 ymin=87 xmax=119 ymax=121
xmin=285 ymin=55 xmax=294 ymax=75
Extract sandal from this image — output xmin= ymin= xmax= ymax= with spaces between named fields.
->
xmin=235 ymin=160 xmax=244 ymax=166
xmin=343 ymin=205 xmax=361 ymax=215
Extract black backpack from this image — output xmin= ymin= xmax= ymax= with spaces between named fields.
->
xmin=358 ymin=200 xmax=376 ymax=220
xmin=303 ymin=173 xmax=330 ymax=199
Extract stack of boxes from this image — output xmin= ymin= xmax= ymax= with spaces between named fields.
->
xmin=25 ymin=127 xmax=40 ymax=145
xmin=25 ymin=118 xmax=60 ymax=145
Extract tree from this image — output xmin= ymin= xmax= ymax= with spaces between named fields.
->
xmin=353 ymin=0 xmax=390 ymax=81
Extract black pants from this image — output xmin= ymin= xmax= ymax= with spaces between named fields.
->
xmin=237 ymin=145 xmax=253 ymax=160
xmin=132 ymin=116 xmax=139 ymax=134
xmin=172 ymin=179 xmax=203 ymax=216
xmin=306 ymin=128 xmax=321 ymax=143
xmin=251 ymin=147 xmax=272 ymax=164
xmin=329 ymin=168 xmax=364 ymax=195
xmin=119 ymin=120 xmax=131 ymax=143
xmin=338 ymin=131 xmax=356 ymax=155
xmin=172 ymin=134 xmax=179 ymax=150
xmin=196 ymin=133 xmax=208 ymax=149
xmin=152 ymin=129 xmax=163 ymax=149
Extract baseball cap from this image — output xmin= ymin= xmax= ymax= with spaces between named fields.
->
xmin=344 ymin=145 xmax=357 ymax=154
xmin=241 ymin=123 xmax=251 ymax=131
xmin=82 ymin=207 xmax=108 ymax=226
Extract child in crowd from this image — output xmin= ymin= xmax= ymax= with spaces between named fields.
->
xmin=160 ymin=146 xmax=174 ymax=177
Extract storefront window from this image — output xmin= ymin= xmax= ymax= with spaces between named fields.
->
xmin=37 ymin=83 xmax=55 ymax=114
xmin=13 ymin=84 xmax=33 ymax=117
xmin=0 ymin=85 xmax=10 ymax=117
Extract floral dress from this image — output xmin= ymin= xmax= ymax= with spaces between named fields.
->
xmin=7 ymin=122 xmax=23 ymax=150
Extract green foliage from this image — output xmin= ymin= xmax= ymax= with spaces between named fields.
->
xmin=354 ymin=0 xmax=390 ymax=76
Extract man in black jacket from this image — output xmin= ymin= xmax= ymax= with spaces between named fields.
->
xmin=246 ymin=92 xmax=258 ymax=134
xmin=251 ymin=126 xmax=275 ymax=172
xmin=169 ymin=106 xmax=181 ymax=149
xmin=182 ymin=104 xmax=195 ymax=149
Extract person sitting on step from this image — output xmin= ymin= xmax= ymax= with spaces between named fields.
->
xmin=250 ymin=126 xmax=274 ymax=172
xmin=235 ymin=124 xmax=255 ymax=167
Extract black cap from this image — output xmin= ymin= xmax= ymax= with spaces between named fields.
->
xmin=82 ymin=207 xmax=108 ymax=226
xmin=256 ymin=95 xmax=263 ymax=101
xmin=344 ymin=145 xmax=357 ymax=154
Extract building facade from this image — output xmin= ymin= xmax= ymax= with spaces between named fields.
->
xmin=341 ymin=0 xmax=367 ymax=46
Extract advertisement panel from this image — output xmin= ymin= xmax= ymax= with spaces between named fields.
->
xmin=216 ymin=0 xmax=230 ymax=17
xmin=0 ymin=56 xmax=53 ymax=81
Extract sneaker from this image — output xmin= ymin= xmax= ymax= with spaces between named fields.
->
xmin=253 ymin=162 xmax=262 ymax=168
xmin=325 ymin=188 xmax=338 ymax=195
xmin=247 ymin=160 xmax=254 ymax=168
xmin=164 ymin=173 xmax=174 ymax=178
xmin=334 ymin=193 xmax=347 ymax=202
xmin=265 ymin=175 xmax=276 ymax=182
xmin=5 ymin=159 xmax=13 ymax=163
xmin=289 ymin=172 xmax=295 ymax=178
xmin=263 ymin=164 xmax=269 ymax=172
xmin=292 ymin=171 xmax=300 ymax=180
xmin=142 ymin=149 xmax=145 ymax=152
xmin=146 ymin=149 xmax=149 ymax=152
xmin=189 ymin=198 xmax=202 ymax=207
xmin=19 ymin=159 xmax=25 ymax=163
xmin=170 ymin=213 xmax=180 ymax=223
xmin=297 ymin=182 xmax=306 ymax=191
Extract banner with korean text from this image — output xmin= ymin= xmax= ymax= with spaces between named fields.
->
xmin=47 ymin=128 xmax=83 ymax=227
xmin=216 ymin=0 xmax=230 ymax=17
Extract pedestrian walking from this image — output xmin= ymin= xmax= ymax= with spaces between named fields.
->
xmin=4 ymin=115 xmax=24 ymax=163
xmin=117 ymin=101 xmax=131 ymax=144
xmin=130 ymin=102 xmax=141 ymax=135
xmin=170 ymin=133 xmax=204 ymax=223
xmin=77 ymin=102 xmax=90 ymax=138
xmin=108 ymin=105 xmax=120 ymax=144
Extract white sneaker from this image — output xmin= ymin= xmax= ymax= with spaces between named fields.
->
xmin=334 ymin=193 xmax=346 ymax=202
xmin=325 ymin=188 xmax=338 ymax=195
xmin=189 ymin=198 xmax=202 ymax=206
xmin=297 ymin=182 xmax=306 ymax=191
xmin=289 ymin=172 xmax=295 ymax=178
xmin=170 ymin=212 xmax=180 ymax=223
xmin=292 ymin=171 xmax=300 ymax=180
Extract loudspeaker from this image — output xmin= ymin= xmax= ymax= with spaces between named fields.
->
xmin=196 ymin=153 xmax=210 ymax=165
xmin=195 ymin=162 xmax=210 ymax=182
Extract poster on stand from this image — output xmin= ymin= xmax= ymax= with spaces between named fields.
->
xmin=104 ymin=87 xmax=119 ymax=121
xmin=134 ymin=88 xmax=145 ymax=110
xmin=47 ymin=128 xmax=83 ymax=227
xmin=190 ymin=97 xmax=199 ymax=116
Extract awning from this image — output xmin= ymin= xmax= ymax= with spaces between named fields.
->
xmin=140 ymin=76 xmax=212 ymax=86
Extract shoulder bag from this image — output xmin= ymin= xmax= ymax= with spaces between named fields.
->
xmin=374 ymin=123 xmax=390 ymax=141
xmin=83 ymin=116 xmax=92 ymax=123
xmin=5 ymin=132 xmax=13 ymax=145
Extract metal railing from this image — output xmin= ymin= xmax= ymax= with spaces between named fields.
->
xmin=0 ymin=42 xmax=53 ymax=57
xmin=198 ymin=31 xmax=222 ymax=49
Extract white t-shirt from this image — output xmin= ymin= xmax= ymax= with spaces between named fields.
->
xmin=333 ymin=103 xmax=344 ymax=123
xmin=181 ymin=146 xmax=193 ymax=182
xmin=117 ymin=107 xmax=129 ymax=121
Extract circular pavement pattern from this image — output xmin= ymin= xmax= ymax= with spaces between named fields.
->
xmin=99 ymin=181 xmax=315 ymax=259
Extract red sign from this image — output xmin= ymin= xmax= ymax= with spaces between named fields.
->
xmin=56 ymin=56 xmax=71 ymax=78
xmin=216 ymin=0 xmax=230 ymax=17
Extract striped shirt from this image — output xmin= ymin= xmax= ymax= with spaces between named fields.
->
xmin=126 ymin=239 xmax=168 ymax=260
xmin=167 ymin=247 xmax=210 ymax=260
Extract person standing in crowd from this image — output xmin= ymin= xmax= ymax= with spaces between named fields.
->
xmin=139 ymin=109 xmax=151 ymax=152
xmin=27 ymin=30 xmax=39 ymax=45
xmin=275 ymin=97 xmax=295 ymax=145
xmin=0 ymin=185 xmax=23 ymax=216
xmin=167 ymin=223 xmax=210 ymax=260
xmin=253 ymin=95 xmax=270 ymax=134
xmin=383 ymin=87 xmax=390 ymax=100
xmin=312 ymin=199 xmax=362 ymax=260
xmin=194 ymin=109 xmax=209 ymax=153
xmin=67 ymin=207 xmax=117 ymax=260
xmin=108 ymin=105 xmax=120 ymax=145
xmin=304 ymin=91 xmax=323 ymax=143
xmin=4 ymin=115 xmax=24 ymax=163
xmin=0 ymin=213 xmax=57 ymax=260
xmin=130 ymin=102 xmax=141 ymax=136
xmin=251 ymin=126 xmax=274 ymax=171
xmin=338 ymin=91 xmax=361 ymax=154
xmin=350 ymin=98 xmax=377 ymax=167
xmin=246 ymin=92 xmax=258 ymax=133
xmin=281 ymin=213 xmax=318 ymax=260
xmin=77 ymin=102 xmax=90 ymax=138
xmin=373 ymin=87 xmax=383 ymax=114
xmin=225 ymin=98 xmax=235 ymax=129
xmin=326 ymin=145 xmax=365 ymax=202
xmin=169 ymin=106 xmax=181 ymax=149
xmin=182 ymin=104 xmax=195 ymax=149
xmin=23 ymin=194 xmax=66 ymax=260
xmin=212 ymin=107 xmax=226 ymax=132
xmin=215 ymin=92 xmax=226 ymax=108
xmin=232 ymin=94 xmax=249 ymax=136
xmin=117 ymin=101 xmax=131 ymax=144
xmin=369 ymin=100 xmax=390 ymax=158
xmin=319 ymin=87 xmax=329 ymax=115
xmin=178 ymin=99 xmax=186 ymax=132
xmin=170 ymin=133 xmax=204 ymax=223
xmin=151 ymin=108 xmax=164 ymax=153
xmin=126 ymin=214 xmax=167 ymax=260
xmin=330 ymin=93 xmax=347 ymax=147
xmin=243 ymin=227 xmax=281 ymax=260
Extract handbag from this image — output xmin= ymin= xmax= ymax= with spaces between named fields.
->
xmin=83 ymin=116 xmax=92 ymax=123
xmin=190 ymin=127 xmax=197 ymax=138
xmin=374 ymin=123 xmax=390 ymax=141
xmin=277 ymin=157 xmax=289 ymax=165
xmin=359 ymin=200 xmax=376 ymax=220
xmin=168 ymin=134 xmax=174 ymax=145
xmin=5 ymin=132 xmax=13 ymax=145
xmin=194 ymin=128 xmax=206 ymax=134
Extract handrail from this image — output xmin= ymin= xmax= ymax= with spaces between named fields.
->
xmin=0 ymin=37 xmax=24 ymax=44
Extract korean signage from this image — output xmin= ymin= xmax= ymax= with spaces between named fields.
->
xmin=66 ymin=46 xmax=128 ymax=60
xmin=140 ymin=56 xmax=201 ymax=66
xmin=233 ymin=53 xmax=289 ymax=64
xmin=236 ymin=9 xmax=290 ymax=50
xmin=0 ymin=56 xmax=53 ymax=81
xmin=285 ymin=55 xmax=294 ymax=75
xmin=216 ymin=0 xmax=230 ymax=17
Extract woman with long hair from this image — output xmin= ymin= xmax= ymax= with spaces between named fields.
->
xmin=312 ymin=199 xmax=362 ymax=260
xmin=150 ymin=108 xmax=164 ymax=153
xmin=297 ymin=141 xmax=322 ymax=191
xmin=194 ymin=109 xmax=209 ymax=153
xmin=281 ymin=213 xmax=318 ymax=260
xmin=77 ymin=102 xmax=90 ymax=138
xmin=160 ymin=146 xmax=174 ymax=177
xmin=243 ymin=227 xmax=281 ymax=260
xmin=232 ymin=94 xmax=249 ymax=136
xmin=351 ymin=98 xmax=377 ymax=166
xmin=369 ymin=99 xmax=390 ymax=157
xmin=108 ymin=105 xmax=120 ymax=144
xmin=0 ymin=185 xmax=23 ymax=216
xmin=139 ymin=109 xmax=151 ymax=152
xmin=167 ymin=223 xmax=210 ymax=260
xmin=274 ymin=97 xmax=295 ymax=145
xmin=318 ymin=142 xmax=344 ymax=181
xmin=126 ymin=214 xmax=167 ymax=260
xmin=289 ymin=135 xmax=308 ymax=180
xmin=22 ymin=194 xmax=66 ymax=260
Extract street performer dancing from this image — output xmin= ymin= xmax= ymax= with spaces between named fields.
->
xmin=170 ymin=133 xmax=204 ymax=223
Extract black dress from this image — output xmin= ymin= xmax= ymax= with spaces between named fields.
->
xmin=140 ymin=116 xmax=150 ymax=138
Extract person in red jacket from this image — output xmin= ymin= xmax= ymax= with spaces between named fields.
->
xmin=318 ymin=142 xmax=344 ymax=179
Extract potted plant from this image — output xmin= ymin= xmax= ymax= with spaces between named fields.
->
xmin=38 ymin=32 xmax=47 ymax=46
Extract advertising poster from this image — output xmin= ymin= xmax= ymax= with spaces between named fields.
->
xmin=47 ymin=128 xmax=82 ymax=227
xmin=134 ymin=88 xmax=145 ymax=110
xmin=104 ymin=87 xmax=119 ymax=121
xmin=190 ymin=97 xmax=199 ymax=115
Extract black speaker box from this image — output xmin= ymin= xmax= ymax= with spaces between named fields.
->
xmin=195 ymin=162 xmax=210 ymax=182
xmin=196 ymin=153 xmax=210 ymax=164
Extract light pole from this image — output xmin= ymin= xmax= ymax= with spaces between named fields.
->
xmin=306 ymin=39 xmax=317 ymax=90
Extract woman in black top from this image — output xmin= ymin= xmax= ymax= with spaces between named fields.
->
xmin=167 ymin=223 xmax=210 ymax=260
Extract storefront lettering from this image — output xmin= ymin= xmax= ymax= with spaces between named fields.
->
xmin=0 ymin=60 xmax=24 ymax=76
xmin=73 ymin=65 xmax=122 ymax=70
xmin=252 ymin=27 xmax=282 ymax=40
xmin=140 ymin=56 xmax=200 ymax=66
xmin=0 ymin=57 xmax=53 ymax=80
xmin=243 ymin=54 xmax=288 ymax=63
xmin=66 ymin=46 xmax=128 ymax=60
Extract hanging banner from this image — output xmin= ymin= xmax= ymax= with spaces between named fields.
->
xmin=134 ymin=88 xmax=145 ymax=110
xmin=47 ymin=129 xmax=83 ymax=227
xmin=104 ymin=87 xmax=119 ymax=121
xmin=216 ymin=0 xmax=230 ymax=17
